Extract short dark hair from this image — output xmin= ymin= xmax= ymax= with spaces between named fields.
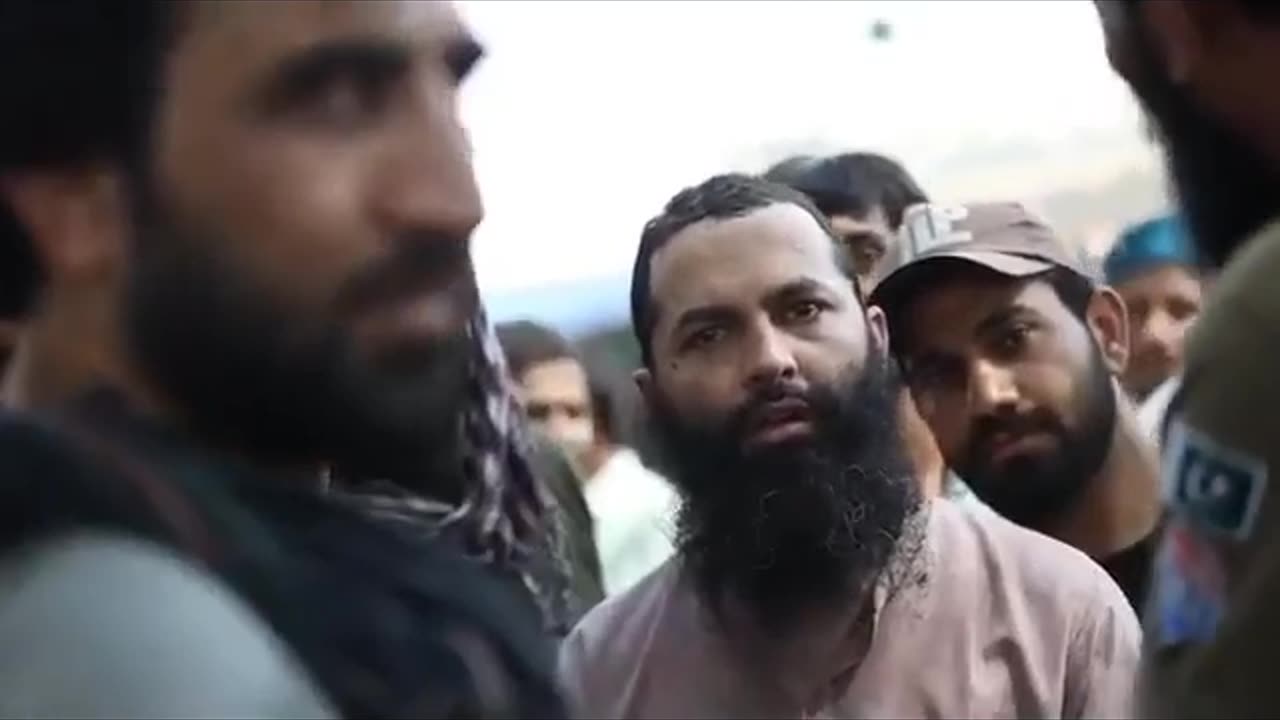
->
xmin=885 ymin=263 xmax=1095 ymax=360
xmin=630 ymin=173 xmax=855 ymax=368
xmin=765 ymin=151 xmax=928 ymax=230
xmin=0 ymin=1 xmax=180 ymax=319
xmin=495 ymin=320 xmax=580 ymax=381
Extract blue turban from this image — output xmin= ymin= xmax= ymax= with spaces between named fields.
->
xmin=1104 ymin=215 xmax=1199 ymax=286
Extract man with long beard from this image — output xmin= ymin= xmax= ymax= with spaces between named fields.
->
xmin=559 ymin=173 xmax=1140 ymax=719
xmin=0 ymin=1 xmax=565 ymax=716
xmin=1095 ymin=1 xmax=1280 ymax=715
xmin=871 ymin=202 xmax=1164 ymax=611
xmin=765 ymin=151 xmax=990 ymax=512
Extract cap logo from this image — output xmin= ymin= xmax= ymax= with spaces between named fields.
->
xmin=900 ymin=204 xmax=973 ymax=259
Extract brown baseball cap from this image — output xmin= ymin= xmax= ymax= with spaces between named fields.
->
xmin=869 ymin=201 xmax=1094 ymax=314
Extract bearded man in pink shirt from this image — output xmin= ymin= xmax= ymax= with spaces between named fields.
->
xmin=558 ymin=174 xmax=1140 ymax=719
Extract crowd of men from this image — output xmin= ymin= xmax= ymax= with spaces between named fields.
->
xmin=0 ymin=0 xmax=1274 ymax=717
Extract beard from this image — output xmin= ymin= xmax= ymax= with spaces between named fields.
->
xmin=1119 ymin=10 xmax=1280 ymax=268
xmin=954 ymin=341 xmax=1116 ymax=529
xmin=648 ymin=355 xmax=922 ymax=633
xmin=122 ymin=182 xmax=476 ymax=499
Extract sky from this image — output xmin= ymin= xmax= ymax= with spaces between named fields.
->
xmin=455 ymin=0 xmax=1158 ymax=304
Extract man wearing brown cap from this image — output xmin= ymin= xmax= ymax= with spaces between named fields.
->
xmin=870 ymin=202 xmax=1164 ymax=610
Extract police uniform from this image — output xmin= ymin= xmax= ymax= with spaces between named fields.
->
xmin=1145 ymin=219 xmax=1280 ymax=717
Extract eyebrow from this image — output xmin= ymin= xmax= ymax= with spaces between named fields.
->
xmin=672 ymin=305 xmax=738 ymax=335
xmin=840 ymin=230 xmax=887 ymax=250
xmin=973 ymin=303 xmax=1037 ymax=339
xmin=444 ymin=35 xmax=486 ymax=82
xmin=255 ymin=38 xmax=413 ymax=109
xmin=762 ymin=277 xmax=834 ymax=306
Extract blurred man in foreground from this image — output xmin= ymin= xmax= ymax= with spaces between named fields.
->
xmin=560 ymin=174 xmax=1139 ymax=718
xmin=499 ymin=320 xmax=674 ymax=596
xmin=1097 ymin=0 xmax=1280 ymax=714
xmin=0 ymin=1 xmax=564 ymax=716
xmin=872 ymin=202 xmax=1163 ymax=609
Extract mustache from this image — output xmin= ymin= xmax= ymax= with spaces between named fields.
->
xmin=969 ymin=410 xmax=1063 ymax=453
xmin=335 ymin=233 xmax=476 ymax=316
xmin=728 ymin=379 xmax=814 ymax=436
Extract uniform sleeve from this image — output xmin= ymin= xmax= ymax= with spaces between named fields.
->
xmin=1064 ymin=572 xmax=1142 ymax=719
xmin=1142 ymin=227 xmax=1280 ymax=717
xmin=0 ymin=532 xmax=338 ymax=719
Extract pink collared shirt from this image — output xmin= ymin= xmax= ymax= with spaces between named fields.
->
xmin=559 ymin=498 xmax=1140 ymax=719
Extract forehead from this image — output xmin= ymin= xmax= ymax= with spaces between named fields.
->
xmin=649 ymin=203 xmax=849 ymax=314
xmin=172 ymin=1 xmax=463 ymax=81
xmin=829 ymin=205 xmax=889 ymax=231
xmin=519 ymin=358 xmax=590 ymax=400
xmin=1115 ymin=263 xmax=1202 ymax=296
xmin=904 ymin=272 xmax=1061 ymax=349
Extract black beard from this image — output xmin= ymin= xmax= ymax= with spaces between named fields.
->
xmin=1119 ymin=9 xmax=1280 ymax=268
xmin=648 ymin=356 xmax=921 ymax=633
xmin=954 ymin=340 xmax=1116 ymax=529
xmin=122 ymin=182 xmax=475 ymax=499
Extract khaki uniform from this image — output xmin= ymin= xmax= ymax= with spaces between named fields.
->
xmin=1144 ymin=219 xmax=1280 ymax=717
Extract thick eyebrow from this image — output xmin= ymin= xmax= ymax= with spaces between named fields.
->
xmin=905 ymin=303 xmax=1039 ymax=368
xmin=763 ymin=277 xmax=839 ymax=307
xmin=672 ymin=305 xmax=739 ymax=335
xmin=253 ymin=38 xmax=414 ymax=112
xmin=973 ymin=303 xmax=1039 ymax=339
xmin=839 ymin=230 xmax=887 ymax=251
xmin=444 ymin=35 xmax=485 ymax=82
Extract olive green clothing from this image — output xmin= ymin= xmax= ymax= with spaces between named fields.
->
xmin=1144 ymin=219 xmax=1280 ymax=717
xmin=531 ymin=439 xmax=606 ymax=619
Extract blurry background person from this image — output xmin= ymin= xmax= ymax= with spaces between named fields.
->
xmin=764 ymin=152 xmax=926 ymax=290
xmin=495 ymin=321 xmax=607 ymax=608
xmin=499 ymin=320 xmax=674 ymax=595
xmin=766 ymin=152 xmax=987 ymax=511
xmin=1102 ymin=214 xmax=1205 ymax=441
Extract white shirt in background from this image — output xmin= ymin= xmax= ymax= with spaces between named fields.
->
xmin=584 ymin=448 xmax=678 ymax=596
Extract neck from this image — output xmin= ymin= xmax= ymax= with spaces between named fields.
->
xmin=1042 ymin=383 xmax=1162 ymax=559
xmin=900 ymin=393 xmax=946 ymax=499
xmin=578 ymin=442 xmax=617 ymax=483
xmin=3 ymin=297 xmax=325 ymax=485
xmin=2 ymin=292 xmax=166 ymax=417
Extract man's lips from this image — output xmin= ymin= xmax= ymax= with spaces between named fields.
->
xmin=986 ymin=430 xmax=1053 ymax=465
xmin=744 ymin=398 xmax=814 ymax=446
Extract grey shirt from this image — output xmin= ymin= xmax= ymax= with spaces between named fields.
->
xmin=0 ymin=532 xmax=337 ymax=719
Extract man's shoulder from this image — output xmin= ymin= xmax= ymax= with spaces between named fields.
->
xmin=0 ymin=532 xmax=335 ymax=717
xmin=559 ymin=557 xmax=684 ymax=707
xmin=564 ymin=556 xmax=680 ymax=656
xmin=932 ymin=499 xmax=1133 ymax=615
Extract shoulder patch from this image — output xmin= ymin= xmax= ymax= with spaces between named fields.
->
xmin=1163 ymin=419 xmax=1268 ymax=542
xmin=1150 ymin=521 xmax=1225 ymax=649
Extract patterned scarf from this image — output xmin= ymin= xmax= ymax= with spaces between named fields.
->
xmin=332 ymin=306 xmax=572 ymax=634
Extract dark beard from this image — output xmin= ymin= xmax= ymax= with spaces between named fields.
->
xmin=649 ymin=356 xmax=921 ymax=633
xmin=1119 ymin=9 xmax=1280 ymax=268
xmin=955 ymin=341 xmax=1116 ymax=529
xmin=122 ymin=184 xmax=475 ymax=500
